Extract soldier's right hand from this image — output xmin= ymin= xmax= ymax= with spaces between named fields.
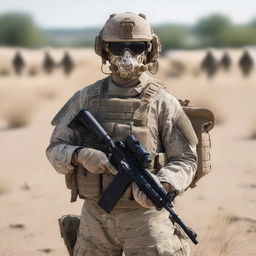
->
xmin=76 ymin=148 xmax=118 ymax=175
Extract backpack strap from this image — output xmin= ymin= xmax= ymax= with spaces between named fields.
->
xmin=140 ymin=80 xmax=166 ymax=104
xmin=133 ymin=80 xmax=165 ymax=126
xmin=87 ymin=77 xmax=108 ymax=113
xmin=51 ymin=91 xmax=81 ymax=126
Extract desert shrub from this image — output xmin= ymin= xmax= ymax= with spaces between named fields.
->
xmin=193 ymin=215 xmax=256 ymax=256
xmin=0 ymin=85 xmax=37 ymax=129
xmin=192 ymin=98 xmax=226 ymax=125
xmin=194 ymin=14 xmax=232 ymax=47
xmin=0 ymin=175 xmax=9 ymax=195
xmin=3 ymin=101 xmax=35 ymax=128
xmin=154 ymin=24 xmax=188 ymax=51
xmin=248 ymin=118 xmax=256 ymax=140
xmin=216 ymin=26 xmax=256 ymax=47
xmin=35 ymin=85 xmax=57 ymax=100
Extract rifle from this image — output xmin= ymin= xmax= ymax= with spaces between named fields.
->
xmin=68 ymin=109 xmax=198 ymax=244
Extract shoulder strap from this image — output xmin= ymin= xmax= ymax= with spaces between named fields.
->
xmin=140 ymin=80 xmax=166 ymax=104
xmin=51 ymin=91 xmax=81 ymax=126
xmin=133 ymin=80 xmax=166 ymax=126
xmin=86 ymin=77 xmax=108 ymax=112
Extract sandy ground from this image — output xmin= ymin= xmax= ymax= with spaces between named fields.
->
xmin=0 ymin=48 xmax=256 ymax=256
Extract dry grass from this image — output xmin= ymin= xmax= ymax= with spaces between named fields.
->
xmin=34 ymin=81 xmax=60 ymax=100
xmin=0 ymin=174 xmax=10 ymax=195
xmin=0 ymin=83 xmax=37 ymax=128
xmin=248 ymin=117 xmax=256 ymax=140
xmin=193 ymin=214 xmax=256 ymax=256
xmin=249 ymin=132 xmax=256 ymax=140
xmin=191 ymin=98 xmax=226 ymax=125
xmin=2 ymin=100 xmax=36 ymax=128
xmin=0 ymin=70 xmax=66 ymax=129
xmin=0 ymin=47 xmax=254 ymax=130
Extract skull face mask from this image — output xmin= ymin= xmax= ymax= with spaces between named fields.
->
xmin=109 ymin=50 xmax=147 ymax=79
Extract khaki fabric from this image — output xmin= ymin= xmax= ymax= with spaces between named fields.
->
xmin=46 ymin=72 xmax=197 ymax=255
xmin=132 ymin=173 xmax=162 ymax=209
xmin=73 ymin=200 xmax=190 ymax=256
xmin=101 ymin=13 xmax=153 ymax=42
xmin=180 ymin=104 xmax=214 ymax=188
xmin=77 ymin=147 xmax=118 ymax=175
xmin=46 ymin=72 xmax=197 ymax=199
xmin=59 ymin=214 xmax=80 ymax=256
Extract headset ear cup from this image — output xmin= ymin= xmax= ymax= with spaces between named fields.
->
xmin=94 ymin=34 xmax=108 ymax=64
xmin=94 ymin=35 xmax=101 ymax=56
xmin=149 ymin=34 xmax=161 ymax=63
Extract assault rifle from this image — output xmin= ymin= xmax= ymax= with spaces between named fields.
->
xmin=68 ymin=109 xmax=198 ymax=244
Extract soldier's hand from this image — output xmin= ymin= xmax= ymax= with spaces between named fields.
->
xmin=132 ymin=182 xmax=155 ymax=208
xmin=132 ymin=174 xmax=176 ymax=209
xmin=76 ymin=148 xmax=118 ymax=175
xmin=132 ymin=173 xmax=162 ymax=209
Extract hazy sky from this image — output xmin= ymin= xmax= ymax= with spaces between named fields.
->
xmin=0 ymin=0 xmax=255 ymax=28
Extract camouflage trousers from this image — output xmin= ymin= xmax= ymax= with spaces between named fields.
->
xmin=73 ymin=200 xmax=190 ymax=256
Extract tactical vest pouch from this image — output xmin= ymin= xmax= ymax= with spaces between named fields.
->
xmin=76 ymin=165 xmax=101 ymax=200
xmin=64 ymin=164 xmax=102 ymax=202
xmin=179 ymin=100 xmax=215 ymax=188
xmin=154 ymin=152 xmax=168 ymax=170
xmin=102 ymin=172 xmax=133 ymax=199
xmin=65 ymin=170 xmax=79 ymax=203
xmin=65 ymin=172 xmax=74 ymax=190
xmin=58 ymin=214 xmax=80 ymax=256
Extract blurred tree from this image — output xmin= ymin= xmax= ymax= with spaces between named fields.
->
xmin=250 ymin=17 xmax=256 ymax=28
xmin=195 ymin=14 xmax=232 ymax=46
xmin=0 ymin=13 xmax=45 ymax=47
xmin=154 ymin=25 xmax=188 ymax=51
xmin=215 ymin=26 xmax=256 ymax=47
xmin=12 ymin=51 xmax=25 ymax=75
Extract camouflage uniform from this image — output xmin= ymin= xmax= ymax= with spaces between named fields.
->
xmin=46 ymin=72 xmax=197 ymax=256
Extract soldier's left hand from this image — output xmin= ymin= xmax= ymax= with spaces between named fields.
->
xmin=132 ymin=174 xmax=162 ymax=209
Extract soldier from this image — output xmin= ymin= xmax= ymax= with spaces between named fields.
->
xmin=12 ymin=50 xmax=25 ymax=75
xmin=220 ymin=51 xmax=232 ymax=71
xmin=239 ymin=50 xmax=254 ymax=76
xmin=46 ymin=12 xmax=198 ymax=256
xmin=200 ymin=50 xmax=218 ymax=78
xmin=60 ymin=51 xmax=75 ymax=75
xmin=43 ymin=51 xmax=55 ymax=74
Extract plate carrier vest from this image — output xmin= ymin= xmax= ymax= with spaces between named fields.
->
xmin=65 ymin=77 xmax=214 ymax=203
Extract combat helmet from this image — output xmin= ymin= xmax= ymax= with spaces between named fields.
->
xmin=95 ymin=12 xmax=161 ymax=73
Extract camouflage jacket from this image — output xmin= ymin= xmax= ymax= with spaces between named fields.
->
xmin=46 ymin=73 xmax=197 ymax=192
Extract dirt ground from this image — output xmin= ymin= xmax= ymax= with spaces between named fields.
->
xmin=0 ymin=48 xmax=256 ymax=256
